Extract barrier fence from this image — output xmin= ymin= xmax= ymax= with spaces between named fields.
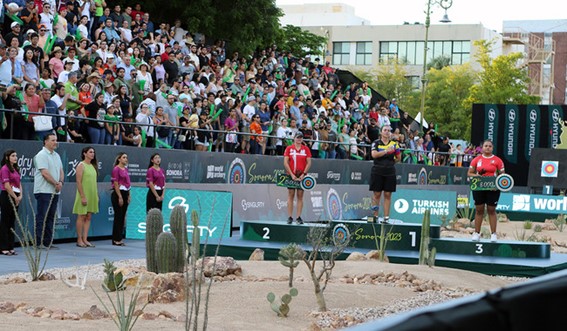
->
xmin=0 ymin=108 xmax=466 ymax=165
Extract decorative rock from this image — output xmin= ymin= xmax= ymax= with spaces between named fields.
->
xmin=199 ymin=256 xmax=242 ymax=277
xmin=365 ymin=250 xmax=389 ymax=262
xmin=141 ymin=312 xmax=157 ymax=320
xmin=346 ymin=252 xmax=366 ymax=261
xmin=158 ymin=310 xmax=175 ymax=320
xmin=0 ymin=302 xmax=16 ymax=313
xmin=51 ymin=309 xmax=65 ymax=320
xmin=248 ymin=248 xmax=264 ymax=261
xmin=124 ymin=271 xmax=157 ymax=288
xmin=4 ymin=277 xmax=27 ymax=284
xmin=148 ymin=273 xmax=186 ymax=303
xmin=82 ymin=305 xmax=110 ymax=320
xmin=64 ymin=312 xmax=81 ymax=320
xmin=38 ymin=272 xmax=56 ymax=281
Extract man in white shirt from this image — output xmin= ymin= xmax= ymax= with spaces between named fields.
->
xmin=0 ymin=44 xmax=12 ymax=85
xmin=50 ymin=84 xmax=69 ymax=142
xmin=62 ymin=47 xmax=79 ymax=72
xmin=96 ymin=40 xmax=111 ymax=62
xmin=119 ymin=20 xmax=132 ymax=43
xmin=77 ymin=15 xmax=89 ymax=40
xmin=241 ymin=95 xmax=257 ymax=154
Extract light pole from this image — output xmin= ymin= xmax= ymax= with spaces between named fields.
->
xmin=419 ymin=0 xmax=453 ymax=134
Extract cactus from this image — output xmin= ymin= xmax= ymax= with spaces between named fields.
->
xmin=190 ymin=210 xmax=201 ymax=260
xmin=170 ymin=205 xmax=188 ymax=272
xmin=278 ymin=244 xmax=304 ymax=287
xmin=156 ymin=232 xmax=178 ymax=274
xmin=267 ymin=288 xmax=298 ymax=317
xmin=102 ymin=259 xmax=125 ymax=292
xmin=427 ymin=247 xmax=437 ymax=267
xmin=145 ymin=209 xmax=163 ymax=273
xmin=419 ymin=210 xmax=436 ymax=267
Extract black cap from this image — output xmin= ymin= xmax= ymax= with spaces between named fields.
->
xmin=294 ymin=132 xmax=303 ymax=138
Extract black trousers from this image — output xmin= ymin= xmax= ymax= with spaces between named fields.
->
xmin=146 ymin=189 xmax=163 ymax=212
xmin=111 ymin=190 xmax=130 ymax=242
xmin=0 ymin=191 xmax=19 ymax=251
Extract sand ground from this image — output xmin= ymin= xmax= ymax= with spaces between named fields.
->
xmin=1 ymin=219 xmax=566 ymax=330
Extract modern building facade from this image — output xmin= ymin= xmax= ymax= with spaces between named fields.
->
xmin=280 ymin=3 xmax=501 ymax=89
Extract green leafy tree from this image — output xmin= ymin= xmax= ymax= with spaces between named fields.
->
xmin=275 ymin=25 xmax=327 ymax=58
xmin=353 ymin=60 xmax=420 ymax=115
xmin=424 ymin=64 xmax=476 ymax=139
xmin=465 ymin=39 xmax=540 ymax=107
xmin=135 ymin=0 xmax=282 ymax=55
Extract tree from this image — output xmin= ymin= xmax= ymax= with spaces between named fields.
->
xmin=274 ymin=25 xmax=327 ymax=58
xmin=353 ymin=60 xmax=420 ymax=115
xmin=465 ymin=39 xmax=540 ymax=107
xmin=424 ymin=63 xmax=476 ymax=139
xmin=427 ymin=55 xmax=451 ymax=71
xmin=134 ymin=0 xmax=283 ymax=55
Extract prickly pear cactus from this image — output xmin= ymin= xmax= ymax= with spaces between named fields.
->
xmin=267 ymin=288 xmax=299 ymax=317
xmin=102 ymin=259 xmax=125 ymax=292
xmin=278 ymin=244 xmax=304 ymax=287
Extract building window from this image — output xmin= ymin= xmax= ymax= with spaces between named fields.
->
xmin=333 ymin=42 xmax=350 ymax=65
xmin=379 ymin=40 xmax=471 ymax=65
xmin=379 ymin=42 xmax=397 ymax=63
xmin=356 ymin=42 xmax=372 ymax=65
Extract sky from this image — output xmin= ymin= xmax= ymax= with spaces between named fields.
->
xmin=276 ymin=0 xmax=565 ymax=32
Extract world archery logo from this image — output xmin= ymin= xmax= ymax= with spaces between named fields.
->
xmin=228 ymin=158 xmax=246 ymax=184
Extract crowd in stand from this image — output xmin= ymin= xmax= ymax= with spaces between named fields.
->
xmin=0 ymin=0 xmax=474 ymax=165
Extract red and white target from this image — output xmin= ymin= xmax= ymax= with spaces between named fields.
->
xmin=541 ymin=161 xmax=559 ymax=178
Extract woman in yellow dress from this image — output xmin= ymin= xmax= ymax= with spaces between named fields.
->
xmin=73 ymin=147 xmax=99 ymax=248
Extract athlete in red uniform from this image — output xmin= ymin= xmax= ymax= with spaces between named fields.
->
xmin=467 ymin=139 xmax=505 ymax=242
xmin=283 ymin=131 xmax=312 ymax=224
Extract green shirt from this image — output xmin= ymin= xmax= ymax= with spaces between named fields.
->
xmin=95 ymin=0 xmax=104 ymax=17
xmin=65 ymin=81 xmax=80 ymax=111
xmin=33 ymin=147 xmax=63 ymax=195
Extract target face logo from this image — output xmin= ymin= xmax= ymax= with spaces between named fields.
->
xmin=326 ymin=188 xmax=343 ymax=220
xmin=495 ymin=174 xmax=514 ymax=192
xmin=300 ymin=175 xmax=316 ymax=190
xmin=541 ymin=161 xmax=559 ymax=178
xmin=332 ymin=224 xmax=350 ymax=246
xmin=228 ymin=158 xmax=246 ymax=184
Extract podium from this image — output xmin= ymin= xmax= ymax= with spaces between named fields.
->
xmin=226 ymin=219 xmax=566 ymax=277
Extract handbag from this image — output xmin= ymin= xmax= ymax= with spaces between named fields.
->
xmin=177 ymin=133 xmax=186 ymax=142
xmin=226 ymin=132 xmax=237 ymax=143
xmin=33 ymin=115 xmax=53 ymax=132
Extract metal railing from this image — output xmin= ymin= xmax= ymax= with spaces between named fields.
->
xmin=0 ymin=108 xmax=470 ymax=165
